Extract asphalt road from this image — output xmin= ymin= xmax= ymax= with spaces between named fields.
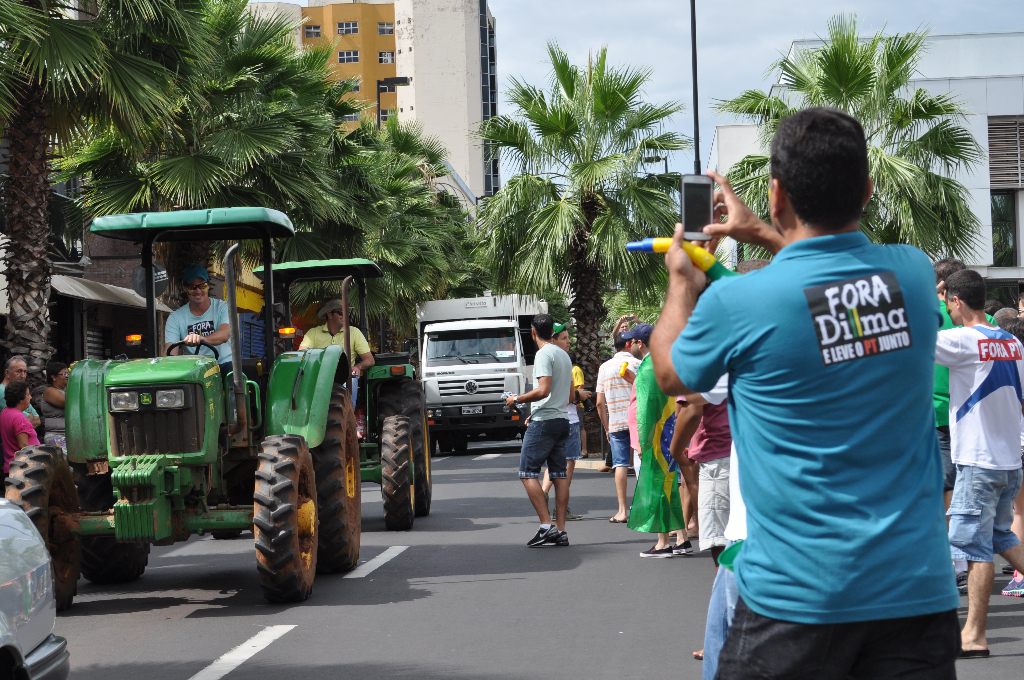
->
xmin=55 ymin=441 xmax=1024 ymax=680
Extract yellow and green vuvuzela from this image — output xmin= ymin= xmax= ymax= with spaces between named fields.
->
xmin=625 ymin=238 xmax=737 ymax=281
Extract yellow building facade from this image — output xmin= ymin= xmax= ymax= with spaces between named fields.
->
xmin=300 ymin=3 xmax=397 ymax=125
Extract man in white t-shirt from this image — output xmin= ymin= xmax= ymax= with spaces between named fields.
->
xmin=935 ymin=269 xmax=1024 ymax=657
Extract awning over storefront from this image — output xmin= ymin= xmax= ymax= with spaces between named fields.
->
xmin=50 ymin=275 xmax=173 ymax=312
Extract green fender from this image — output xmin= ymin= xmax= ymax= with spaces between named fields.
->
xmin=266 ymin=345 xmax=349 ymax=448
xmin=66 ymin=359 xmax=119 ymax=463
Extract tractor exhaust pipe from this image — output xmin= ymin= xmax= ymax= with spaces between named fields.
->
xmin=224 ymin=244 xmax=248 ymax=436
xmin=342 ymin=276 xmax=354 ymax=397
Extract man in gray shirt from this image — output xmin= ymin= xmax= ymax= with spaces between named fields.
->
xmin=505 ymin=313 xmax=573 ymax=547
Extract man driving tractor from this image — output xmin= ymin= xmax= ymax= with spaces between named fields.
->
xmin=300 ymin=299 xmax=375 ymax=404
xmin=164 ymin=264 xmax=234 ymax=374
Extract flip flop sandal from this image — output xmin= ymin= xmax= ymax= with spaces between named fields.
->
xmin=609 ymin=517 xmax=628 ymax=523
xmin=692 ymin=650 xmax=704 ymax=661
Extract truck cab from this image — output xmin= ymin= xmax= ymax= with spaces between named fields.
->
xmin=417 ymin=295 xmax=547 ymax=453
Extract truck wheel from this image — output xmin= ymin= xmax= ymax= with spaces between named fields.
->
xmin=5 ymin=447 xmax=80 ymax=611
xmin=381 ymin=416 xmax=414 ymax=531
xmin=379 ymin=380 xmax=431 ymax=517
xmin=254 ymin=434 xmax=318 ymax=602
xmin=72 ymin=466 xmax=149 ymax=584
xmin=311 ymin=382 xmax=361 ymax=573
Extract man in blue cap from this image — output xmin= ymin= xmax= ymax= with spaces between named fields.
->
xmin=164 ymin=264 xmax=234 ymax=375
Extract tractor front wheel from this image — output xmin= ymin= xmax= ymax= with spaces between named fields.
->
xmin=311 ymin=382 xmax=361 ymax=573
xmin=5 ymin=447 xmax=81 ymax=611
xmin=379 ymin=380 xmax=431 ymax=517
xmin=254 ymin=434 xmax=318 ymax=602
xmin=381 ymin=416 xmax=414 ymax=531
xmin=72 ymin=467 xmax=149 ymax=584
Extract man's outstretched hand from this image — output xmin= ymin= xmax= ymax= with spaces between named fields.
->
xmin=703 ymin=171 xmax=785 ymax=256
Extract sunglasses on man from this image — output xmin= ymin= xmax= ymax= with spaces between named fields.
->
xmin=185 ymin=282 xmax=209 ymax=291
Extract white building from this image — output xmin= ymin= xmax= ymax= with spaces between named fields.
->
xmin=709 ymin=31 xmax=1024 ymax=300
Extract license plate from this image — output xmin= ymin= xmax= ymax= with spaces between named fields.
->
xmin=461 ymin=406 xmax=483 ymax=415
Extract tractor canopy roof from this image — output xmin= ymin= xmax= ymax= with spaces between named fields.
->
xmin=254 ymin=259 xmax=384 ymax=285
xmin=90 ymin=207 xmax=294 ymax=242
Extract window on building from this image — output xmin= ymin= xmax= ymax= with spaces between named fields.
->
xmin=992 ymin=191 xmax=1018 ymax=268
xmin=342 ymin=113 xmax=359 ymax=122
xmin=304 ymin=25 xmax=321 ymax=38
xmin=989 ymin=117 xmax=1024 ymax=189
xmin=378 ymin=84 xmax=396 ymax=93
xmin=380 ymin=110 xmax=391 ymax=123
xmin=350 ymin=82 xmax=360 ymax=92
xmin=338 ymin=50 xmax=359 ymax=64
xmin=379 ymin=51 xmax=395 ymax=64
xmin=378 ymin=22 xmax=394 ymax=34
xmin=337 ymin=21 xmax=358 ymax=34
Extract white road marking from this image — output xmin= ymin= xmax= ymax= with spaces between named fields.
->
xmin=473 ymin=453 xmax=502 ymax=460
xmin=343 ymin=546 xmax=408 ymax=578
xmin=164 ymin=540 xmax=254 ymax=557
xmin=432 ymin=456 xmax=449 ymax=462
xmin=188 ymin=625 xmax=295 ymax=680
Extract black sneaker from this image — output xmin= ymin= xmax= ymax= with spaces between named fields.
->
xmin=640 ymin=545 xmax=675 ymax=558
xmin=672 ymin=540 xmax=693 ymax=555
xmin=528 ymin=526 xmax=559 ymax=547
xmin=1004 ymin=563 xmax=1016 ymax=575
xmin=549 ymin=530 xmax=569 ymax=546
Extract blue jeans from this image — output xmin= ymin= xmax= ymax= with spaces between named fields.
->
xmin=350 ymin=376 xmax=359 ymax=407
xmin=937 ymin=426 xmax=955 ymax=492
xmin=519 ymin=418 xmax=569 ymax=479
xmin=948 ymin=464 xmax=1023 ymax=562
xmin=608 ymin=429 xmax=631 ymax=468
xmin=703 ymin=548 xmax=739 ymax=680
xmin=565 ymin=422 xmax=582 ymax=461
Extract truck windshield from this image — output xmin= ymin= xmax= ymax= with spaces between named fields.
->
xmin=426 ymin=329 xmax=517 ymax=365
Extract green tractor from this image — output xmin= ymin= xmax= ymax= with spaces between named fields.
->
xmin=3 ymin=208 xmax=368 ymax=609
xmin=254 ymin=259 xmax=431 ymax=531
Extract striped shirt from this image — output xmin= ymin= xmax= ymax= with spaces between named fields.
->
xmin=596 ymin=352 xmax=640 ymax=432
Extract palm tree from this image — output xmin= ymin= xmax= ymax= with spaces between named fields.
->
xmin=716 ymin=15 xmax=983 ymax=261
xmin=0 ymin=0 xmax=208 ymax=380
xmin=58 ymin=0 xmax=364 ymax=306
xmin=476 ymin=43 xmax=688 ymax=382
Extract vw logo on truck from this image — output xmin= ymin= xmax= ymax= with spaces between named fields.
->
xmin=464 ymin=380 xmax=479 ymax=394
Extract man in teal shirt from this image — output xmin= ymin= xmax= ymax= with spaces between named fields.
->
xmin=650 ymin=108 xmax=959 ymax=678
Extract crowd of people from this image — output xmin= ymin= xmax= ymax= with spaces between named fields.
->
xmin=510 ymin=107 xmax=1024 ymax=677
xmin=1 ymin=356 xmax=68 ymax=475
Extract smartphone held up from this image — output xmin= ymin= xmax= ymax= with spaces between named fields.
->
xmin=681 ymin=174 xmax=714 ymax=241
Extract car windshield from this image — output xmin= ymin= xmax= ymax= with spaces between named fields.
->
xmin=426 ymin=329 xmax=517 ymax=365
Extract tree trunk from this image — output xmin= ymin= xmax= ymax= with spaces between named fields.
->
xmin=2 ymin=83 xmax=54 ymax=387
xmin=569 ymin=204 xmax=607 ymax=453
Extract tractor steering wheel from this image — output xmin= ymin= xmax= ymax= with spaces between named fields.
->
xmin=165 ymin=340 xmax=220 ymax=360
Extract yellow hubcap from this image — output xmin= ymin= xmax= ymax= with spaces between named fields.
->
xmin=297 ymin=499 xmax=316 ymax=537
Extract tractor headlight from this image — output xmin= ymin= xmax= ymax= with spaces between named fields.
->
xmin=155 ymin=389 xmax=185 ymax=408
xmin=110 ymin=391 xmax=139 ymax=411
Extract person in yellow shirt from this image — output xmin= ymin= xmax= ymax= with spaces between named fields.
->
xmin=299 ymin=299 xmax=375 ymax=404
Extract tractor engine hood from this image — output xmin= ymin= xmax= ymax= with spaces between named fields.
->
xmin=104 ymin=356 xmax=222 ymax=386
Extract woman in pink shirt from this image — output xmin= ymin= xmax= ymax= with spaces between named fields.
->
xmin=2 ymin=380 xmax=39 ymax=474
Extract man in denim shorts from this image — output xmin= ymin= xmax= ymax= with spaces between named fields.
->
xmin=596 ymin=333 xmax=641 ymax=522
xmin=505 ymin=314 xmax=573 ymax=547
xmin=936 ymin=268 xmax=1024 ymax=657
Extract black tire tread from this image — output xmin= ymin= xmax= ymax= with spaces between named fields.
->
xmin=254 ymin=434 xmax=317 ymax=603
xmin=380 ymin=416 xmax=414 ymax=531
xmin=378 ymin=380 xmax=431 ymax=517
xmin=5 ymin=447 xmax=81 ymax=611
xmin=311 ymin=382 xmax=361 ymax=572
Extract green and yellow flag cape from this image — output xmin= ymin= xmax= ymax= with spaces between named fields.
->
xmin=627 ymin=355 xmax=686 ymax=534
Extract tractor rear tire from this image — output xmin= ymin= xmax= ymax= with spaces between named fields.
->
xmin=72 ymin=467 xmax=150 ymax=584
xmin=379 ymin=380 xmax=431 ymax=517
xmin=254 ymin=434 xmax=318 ymax=602
xmin=380 ymin=416 xmax=414 ymax=531
xmin=311 ymin=382 xmax=361 ymax=573
xmin=5 ymin=447 xmax=80 ymax=611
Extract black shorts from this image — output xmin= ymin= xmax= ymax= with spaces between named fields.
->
xmin=716 ymin=598 xmax=959 ymax=680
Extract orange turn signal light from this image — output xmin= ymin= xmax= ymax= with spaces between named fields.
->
xmin=126 ymin=334 xmax=142 ymax=346
xmin=389 ymin=366 xmax=405 ymax=375
xmin=278 ymin=327 xmax=296 ymax=338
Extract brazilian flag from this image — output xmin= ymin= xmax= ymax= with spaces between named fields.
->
xmin=627 ymin=355 xmax=686 ymax=533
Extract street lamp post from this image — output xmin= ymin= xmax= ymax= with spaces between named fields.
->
xmin=689 ymin=0 xmax=701 ymax=174
xmin=377 ymin=76 xmax=412 ymax=130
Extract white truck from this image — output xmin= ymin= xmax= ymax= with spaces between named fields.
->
xmin=416 ymin=295 xmax=548 ymax=453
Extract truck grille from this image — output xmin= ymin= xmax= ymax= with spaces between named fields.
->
xmin=109 ymin=385 xmax=205 ymax=457
xmin=438 ymin=377 xmax=506 ymax=397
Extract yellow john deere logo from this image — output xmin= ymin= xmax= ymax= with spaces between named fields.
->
xmin=140 ymin=393 xmax=153 ymax=405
